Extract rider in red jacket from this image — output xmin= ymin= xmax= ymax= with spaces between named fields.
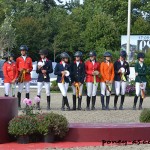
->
xmin=85 ymin=51 xmax=100 ymax=110
xmin=16 ymin=45 xmax=33 ymax=108
xmin=3 ymin=52 xmax=18 ymax=97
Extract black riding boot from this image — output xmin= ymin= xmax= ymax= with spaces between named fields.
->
xmin=133 ymin=95 xmax=138 ymax=110
xmin=64 ymin=96 xmax=70 ymax=110
xmin=47 ymin=96 xmax=51 ymax=110
xmin=36 ymin=95 xmax=41 ymax=110
xmin=101 ymin=95 xmax=105 ymax=110
xmin=106 ymin=96 xmax=110 ymax=110
xmin=61 ymin=96 xmax=65 ymax=111
xmin=86 ymin=96 xmax=91 ymax=111
xmin=26 ymin=93 xmax=29 ymax=99
xmin=91 ymin=96 xmax=96 ymax=110
xmin=78 ymin=96 xmax=82 ymax=110
xmin=17 ymin=92 xmax=21 ymax=108
xmin=119 ymin=95 xmax=125 ymax=110
xmin=72 ymin=95 xmax=76 ymax=110
xmin=114 ymin=95 xmax=118 ymax=110
xmin=139 ymin=96 xmax=143 ymax=110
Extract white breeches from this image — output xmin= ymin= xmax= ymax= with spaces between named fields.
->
xmin=86 ymin=82 xmax=98 ymax=97
xmin=115 ymin=81 xmax=127 ymax=96
xmin=37 ymin=82 xmax=50 ymax=96
xmin=135 ymin=82 xmax=146 ymax=97
xmin=18 ymin=82 xmax=30 ymax=93
xmin=58 ymin=83 xmax=69 ymax=97
xmin=100 ymin=82 xmax=111 ymax=96
xmin=72 ymin=84 xmax=83 ymax=97
xmin=4 ymin=83 xmax=16 ymax=96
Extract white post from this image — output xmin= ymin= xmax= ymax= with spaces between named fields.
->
xmin=127 ymin=0 xmax=131 ymax=62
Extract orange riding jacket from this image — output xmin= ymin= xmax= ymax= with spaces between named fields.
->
xmin=100 ymin=61 xmax=114 ymax=82
xmin=3 ymin=61 xmax=18 ymax=83
xmin=16 ymin=56 xmax=33 ymax=81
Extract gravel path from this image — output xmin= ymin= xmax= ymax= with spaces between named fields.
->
xmin=2 ymin=88 xmax=149 ymax=150
xmin=16 ymin=89 xmax=148 ymax=123
xmin=48 ymin=145 xmax=150 ymax=150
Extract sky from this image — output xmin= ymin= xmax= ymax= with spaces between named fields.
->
xmin=56 ymin=0 xmax=84 ymax=4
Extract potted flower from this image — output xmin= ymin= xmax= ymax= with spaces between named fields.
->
xmin=36 ymin=112 xmax=69 ymax=143
xmin=8 ymin=115 xmax=37 ymax=144
xmin=22 ymin=97 xmax=41 ymax=116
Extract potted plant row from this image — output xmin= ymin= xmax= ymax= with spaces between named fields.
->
xmin=8 ymin=112 xmax=69 ymax=144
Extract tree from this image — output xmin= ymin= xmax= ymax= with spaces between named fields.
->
xmin=0 ymin=15 xmax=16 ymax=57
xmin=14 ymin=16 xmax=43 ymax=61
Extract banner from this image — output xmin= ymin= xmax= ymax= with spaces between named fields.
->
xmin=121 ymin=35 xmax=150 ymax=62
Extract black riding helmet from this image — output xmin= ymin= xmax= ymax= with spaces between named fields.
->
xmin=74 ymin=51 xmax=83 ymax=57
xmin=120 ymin=50 xmax=127 ymax=58
xmin=137 ymin=52 xmax=145 ymax=59
xmin=104 ymin=52 xmax=112 ymax=57
xmin=3 ymin=52 xmax=14 ymax=59
xmin=19 ymin=45 xmax=28 ymax=51
xmin=39 ymin=49 xmax=48 ymax=56
xmin=60 ymin=52 xmax=70 ymax=59
xmin=89 ymin=51 xmax=96 ymax=57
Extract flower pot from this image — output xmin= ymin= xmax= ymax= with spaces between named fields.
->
xmin=17 ymin=135 xmax=29 ymax=144
xmin=44 ymin=133 xmax=55 ymax=143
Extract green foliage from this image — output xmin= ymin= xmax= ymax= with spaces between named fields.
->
xmin=36 ymin=112 xmax=69 ymax=138
xmin=8 ymin=115 xmax=37 ymax=136
xmin=140 ymin=109 xmax=150 ymax=123
xmin=0 ymin=15 xmax=16 ymax=52
xmin=0 ymin=0 xmax=149 ymax=60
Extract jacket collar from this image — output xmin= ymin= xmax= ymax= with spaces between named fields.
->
xmin=89 ymin=59 xmax=96 ymax=62
xmin=74 ymin=60 xmax=82 ymax=64
xmin=40 ymin=58 xmax=49 ymax=62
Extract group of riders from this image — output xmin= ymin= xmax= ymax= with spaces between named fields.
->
xmin=2 ymin=45 xmax=147 ymax=111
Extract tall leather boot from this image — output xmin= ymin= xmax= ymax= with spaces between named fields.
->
xmin=26 ymin=93 xmax=29 ymax=99
xmin=133 ymin=95 xmax=138 ymax=110
xmin=114 ymin=95 xmax=118 ymax=110
xmin=78 ymin=96 xmax=82 ymax=110
xmin=64 ymin=96 xmax=70 ymax=111
xmin=36 ymin=95 xmax=41 ymax=110
xmin=106 ymin=96 xmax=110 ymax=110
xmin=72 ymin=95 xmax=76 ymax=110
xmin=47 ymin=96 xmax=51 ymax=110
xmin=119 ymin=95 xmax=125 ymax=110
xmin=61 ymin=96 xmax=65 ymax=111
xmin=91 ymin=96 xmax=96 ymax=110
xmin=86 ymin=96 xmax=91 ymax=111
xmin=101 ymin=95 xmax=105 ymax=110
xmin=139 ymin=96 xmax=143 ymax=110
xmin=17 ymin=92 xmax=21 ymax=108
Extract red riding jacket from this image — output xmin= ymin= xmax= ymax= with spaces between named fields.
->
xmin=16 ymin=56 xmax=33 ymax=81
xmin=85 ymin=60 xmax=100 ymax=82
xmin=3 ymin=61 xmax=18 ymax=83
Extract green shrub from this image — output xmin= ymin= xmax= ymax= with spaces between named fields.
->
xmin=140 ymin=109 xmax=150 ymax=123
xmin=8 ymin=115 xmax=37 ymax=136
xmin=36 ymin=112 xmax=69 ymax=138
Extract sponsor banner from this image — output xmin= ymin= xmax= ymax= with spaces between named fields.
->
xmin=121 ymin=35 xmax=150 ymax=62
